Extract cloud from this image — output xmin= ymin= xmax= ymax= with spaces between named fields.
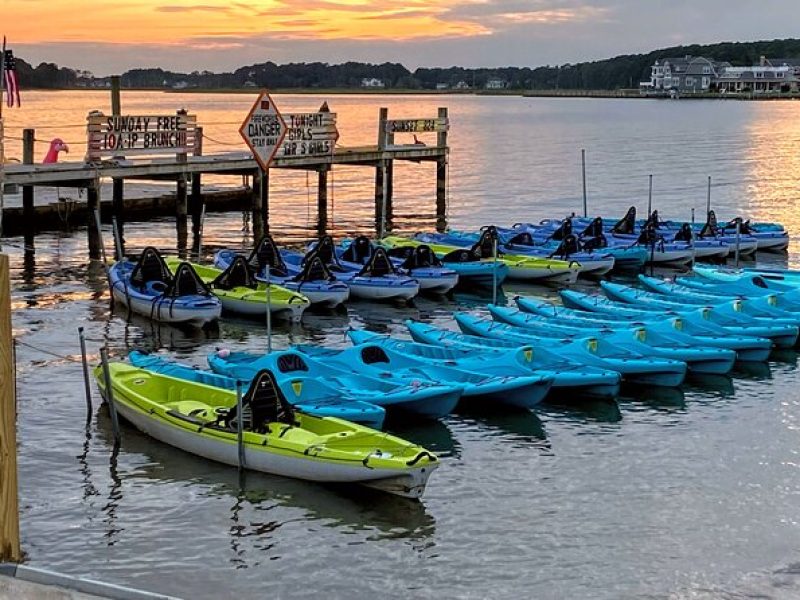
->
xmin=156 ymin=4 xmax=231 ymax=12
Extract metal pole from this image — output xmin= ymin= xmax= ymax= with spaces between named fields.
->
xmin=734 ymin=220 xmax=741 ymax=267
xmin=99 ymin=346 xmax=121 ymax=445
xmin=691 ymin=208 xmax=695 ymax=224
xmin=380 ymin=162 xmax=388 ymax=239
xmin=492 ymin=236 xmax=498 ymax=305
xmin=78 ymin=327 xmax=93 ymax=415
xmin=111 ymin=216 xmax=123 ymax=262
xmin=266 ymin=262 xmax=272 ymax=354
xmin=647 ymin=174 xmax=653 ymax=218
xmin=706 ymin=176 xmax=712 ymax=215
xmin=93 ymin=207 xmax=108 ymax=267
xmin=581 ymin=149 xmax=587 ymax=218
xmin=236 ymin=381 xmax=245 ymax=470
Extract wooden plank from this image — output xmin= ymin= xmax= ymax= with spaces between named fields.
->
xmin=87 ymin=113 xmax=197 ymax=161
xmin=0 ymin=253 xmax=21 ymax=562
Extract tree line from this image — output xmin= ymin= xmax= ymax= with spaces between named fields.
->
xmin=14 ymin=38 xmax=800 ymax=91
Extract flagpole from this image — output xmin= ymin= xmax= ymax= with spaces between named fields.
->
xmin=0 ymin=37 xmax=6 ymax=119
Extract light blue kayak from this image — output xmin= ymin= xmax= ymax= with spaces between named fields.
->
xmin=454 ymin=312 xmax=688 ymax=387
xmin=294 ymin=340 xmax=554 ymax=410
xmin=518 ymin=295 xmax=772 ymax=362
xmin=488 ymin=305 xmax=736 ymax=374
xmin=128 ymin=351 xmax=386 ymax=429
xmin=600 ymin=281 xmax=799 ymax=348
xmin=207 ymin=349 xmax=462 ymax=419
xmin=403 ymin=320 xmax=621 ymax=399
xmin=681 ymin=266 xmax=798 ymax=295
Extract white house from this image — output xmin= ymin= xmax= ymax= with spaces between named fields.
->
xmin=361 ymin=78 xmax=385 ymax=88
xmin=485 ymin=79 xmax=507 ymax=89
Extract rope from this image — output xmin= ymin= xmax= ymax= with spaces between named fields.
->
xmin=200 ymin=133 xmax=243 ymax=147
xmin=14 ymin=338 xmax=82 ymax=362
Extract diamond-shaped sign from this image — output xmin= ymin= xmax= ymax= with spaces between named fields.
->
xmin=239 ymin=90 xmax=287 ymax=171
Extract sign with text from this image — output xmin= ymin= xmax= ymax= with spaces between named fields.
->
xmin=275 ymin=112 xmax=339 ymax=159
xmin=87 ymin=112 xmax=196 ymax=161
xmin=239 ymin=91 xmax=287 ymax=171
xmin=385 ymin=117 xmax=449 ymax=134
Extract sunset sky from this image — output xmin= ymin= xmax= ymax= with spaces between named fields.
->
xmin=5 ymin=1 xmax=799 ymax=74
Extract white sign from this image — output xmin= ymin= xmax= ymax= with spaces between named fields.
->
xmin=239 ymin=91 xmax=287 ymax=171
xmin=385 ymin=117 xmax=449 ymax=134
xmin=87 ymin=113 xmax=195 ymax=161
xmin=275 ymin=112 xmax=339 ymax=159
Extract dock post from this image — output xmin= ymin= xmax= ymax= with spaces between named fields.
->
xmin=581 ymin=149 xmax=588 ymax=218
xmin=706 ymin=176 xmax=712 ymax=216
xmin=0 ymin=253 xmax=22 ymax=562
xmin=22 ymin=129 xmax=35 ymax=246
xmin=375 ymin=107 xmax=388 ymax=229
xmin=251 ymin=168 xmax=268 ymax=239
xmin=86 ymin=181 xmax=102 ymax=260
xmin=176 ymin=109 xmax=189 ymax=253
xmin=317 ymin=166 xmax=328 ymax=231
xmin=110 ymin=76 xmax=125 ymax=246
xmin=190 ymin=126 xmax=204 ymax=237
xmin=436 ymin=107 xmax=449 ymax=232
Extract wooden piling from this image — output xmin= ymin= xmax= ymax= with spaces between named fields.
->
xmin=0 ymin=253 xmax=22 ymax=563
xmin=22 ymin=129 xmax=34 ymax=241
xmin=317 ymin=167 xmax=328 ymax=231
xmin=86 ymin=182 xmax=101 ymax=260
xmin=190 ymin=126 xmax=204 ymax=236
xmin=110 ymin=76 xmax=125 ymax=245
xmin=251 ymin=168 xmax=269 ymax=239
xmin=436 ymin=107 xmax=449 ymax=232
xmin=375 ymin=107 xmax=388 ymax=226
xmin=176 ymin=178 xmax=188 ymax=252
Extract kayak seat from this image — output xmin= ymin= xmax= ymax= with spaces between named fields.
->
xmin=277 ymin=353 xmax=309 ymax=373
xmin=164 ymin=263 xmax=212 ymax=298
xmin=213 ymin=256 xmax=258 ymax=290
xmin=130 ymin=246 xmax=173 ymax=288
xmin=292 ymin=256 xmax=336 ymax=283
xmin=224 ymin=369 xmax=296 ymax=432
xmin=248 ymin=234 xmax=289 ymax=277
xmin=341 ymin=236 xmax=373 ymax=264
xmin=507 ymin=231 xmax=534 ymax=246
xmin=357 ymin=248 xmax=396 ymax=278
xmin=361 ymin=346 xmax=390 ymax=365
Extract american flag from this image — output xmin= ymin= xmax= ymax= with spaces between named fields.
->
xmin=3 ymin=49 xmax=21 ymax=108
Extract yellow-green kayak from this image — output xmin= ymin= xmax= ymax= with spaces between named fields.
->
xmin=381 ymin=236 xmax=580 ymax=283
xmin=94 ymin=363 xmax=438 ymax=498
xmin=165 ymin=257 xmax=310 ymax=321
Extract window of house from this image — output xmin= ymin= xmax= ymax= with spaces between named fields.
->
xmin=755 ymin=72 xmax=764 ymax=78
xmin=703 ymin=66 xmax=711 ymax=74
xmin=702 ymin=77 xmax=710 ymax=88
xmin=686 ymin=77 xmax=695 ymax=86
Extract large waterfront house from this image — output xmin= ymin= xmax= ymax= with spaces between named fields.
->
xmin=641 ymin=55 xmax=800 ymax=95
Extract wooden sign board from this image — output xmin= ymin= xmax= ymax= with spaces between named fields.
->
xmin=87 ymin=113 xmax=196 ymax=161
xmin=275 ymin=112 xmax=339 ymax=159
xmin=385 ymin=117 xmax=449 ymax=134
xmin=239 ymin=91 xmax=287 ymax=171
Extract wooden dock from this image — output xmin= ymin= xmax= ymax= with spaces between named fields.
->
xmin=0 ymin=93 xmax=450 ymax=258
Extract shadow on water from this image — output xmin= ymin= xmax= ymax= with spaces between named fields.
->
xmin=770 ymin=348 xmax=799 ymax=368
xmin=684 ymin=373 xmax=736 ymax=397
xmin=618 ymin=383 xmax=687 ymax=411
xmin=107 ymin=308 xmax=221 ymax=354
xmin=385 ymin=417 xmax=461 ymax=458
xmin=455 ymin=405 xmax=550 ymax=449
xmin=541 ymin=397 xmax=624 ymax=423
xmin=92 ymin=410 xmax=436 ymax=543
xmin=732 ymin=360 xmax=773 ymax=381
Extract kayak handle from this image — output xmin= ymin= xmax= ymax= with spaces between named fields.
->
xmin=406 ymin=451 xmax=437 ymax=466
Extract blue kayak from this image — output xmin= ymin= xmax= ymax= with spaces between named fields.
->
xmin=489 ymin=304 xmax=735 ymax=374
xmin=600 ymin=281 xmax=799 ymax=347
xmin=453 ymin=312 xmax=687 ymax=387
xmin=109 ymin=247 xmax=222 ymax=327
xmin=128 ymin=351 xmax=386 ymax=429
xmin=207 ymin=348 xmax=461 ymax=419
xmin=403 ymin=320 xmax=621 ymax=399
xmin=294 ymin=341 xmax=553 ymax=410
xmin=518 ymin=295 xmax=772 ymax=362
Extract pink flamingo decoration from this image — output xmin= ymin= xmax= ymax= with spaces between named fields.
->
xmin=43 ymin=138 xmax=69 ymax=164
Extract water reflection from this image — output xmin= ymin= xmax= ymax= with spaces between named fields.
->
xmin=618 ymin=384 xmax=687 ymax=410
xmin=456 ymin=407 xmax=550 ymax=450
xmin=386 ymin=418 xmax=460 ymax=458
xmin=543 ymin=397 xmax=624 ymax=422
xmin=684 ymin=373 xmax=736 ymax=397
xmin=733 ymin=360 xmax=773 ymax=381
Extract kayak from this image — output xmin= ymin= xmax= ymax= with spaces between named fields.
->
xmin=128 ymin=351 xmax=386 ymax=429
xmin=519 ymin=295 xmax=772 ymax=362
xmin=109 ymin=247 xmax=221 ymax=327
xmin=297 ymin=338 xmax=554 ymax=410
xmin=600 ymin=281 xmax=799 ymax=348
xmin=488 ymin=304 xmax=735 ymax=374
xmin=207 ymin=348 xmax=462 ymax=419
xmin=337 ymin=237 xmax=459 ymax=294
xmin=285 ymin=237 xmax=420 ymax=302
xmin=94 ymin=363 xmax=438 ymax=498
xmin=693 ymin=265 xmax=800 ymax=288
xmin=453 ymin=312 xmax=688 ymax=386
xmin=214 ymin=234 xmax=350 ymax=308
xmin=381 ymin=233 xmax=581 ymax=284
xmin=165 ymin=256 xmax=310 ymax=322
xmin=403 ymin=320 xmax=621 ymax=400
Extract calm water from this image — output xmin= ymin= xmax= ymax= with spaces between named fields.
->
xmin=4 ymin=92 xmax=800 ymax=599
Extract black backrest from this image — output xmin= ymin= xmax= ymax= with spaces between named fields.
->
xmin=212 ymin=255 xmax=257 ymax=290
xmin=611 ymin=207 xmax=637 ymax=235
xmin=241 ymin=369 xmax=295 ymax=431
xmin=358 ymin=247 xmax=396 ymax=277
xmin=400 ymin=245 xmax=441 ymax=270
xmin=440 ymin=248 xmax=477 ymax=263
xmin=698 ymin=210 xmax=718 ymax=238
xmin=581 ymin=217 xmax=604 ymax=238
xmin=674 ymin=223 xmax=694 ymax=242
xmin=247 ymin=234 xmax=288 ymax=277
xmin=129 ymin=247 xmax=173 ymax=287
xmin=163 ymin=263 xmax=212 ymax=297
xmin=550 ymin=218 xmax=572 ymax=241
xmin=506 ymin=231 xmax=534 ymax=246
xmin=583 ymin=233 xmax=608 ymax=250
xmin=361 ymin=345 xmax=390 ymax=365
xmin=551 ymin=234 xmax=580 ymax=258
xmin=311 ymin=235 xmax=339 ymax=267
xmin=636 ymin=225 xmax=658 ymax=246
xmin=292 ymin=255 xmax=336 ymax=283
xmin=340 ymin=236 xmax=373 ymax=264
xmin=471 ymin=227 xmax=500 ymax=259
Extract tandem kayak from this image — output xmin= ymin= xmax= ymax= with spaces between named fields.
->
xmin=94 ymin=364 xmax=438 ymax=498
